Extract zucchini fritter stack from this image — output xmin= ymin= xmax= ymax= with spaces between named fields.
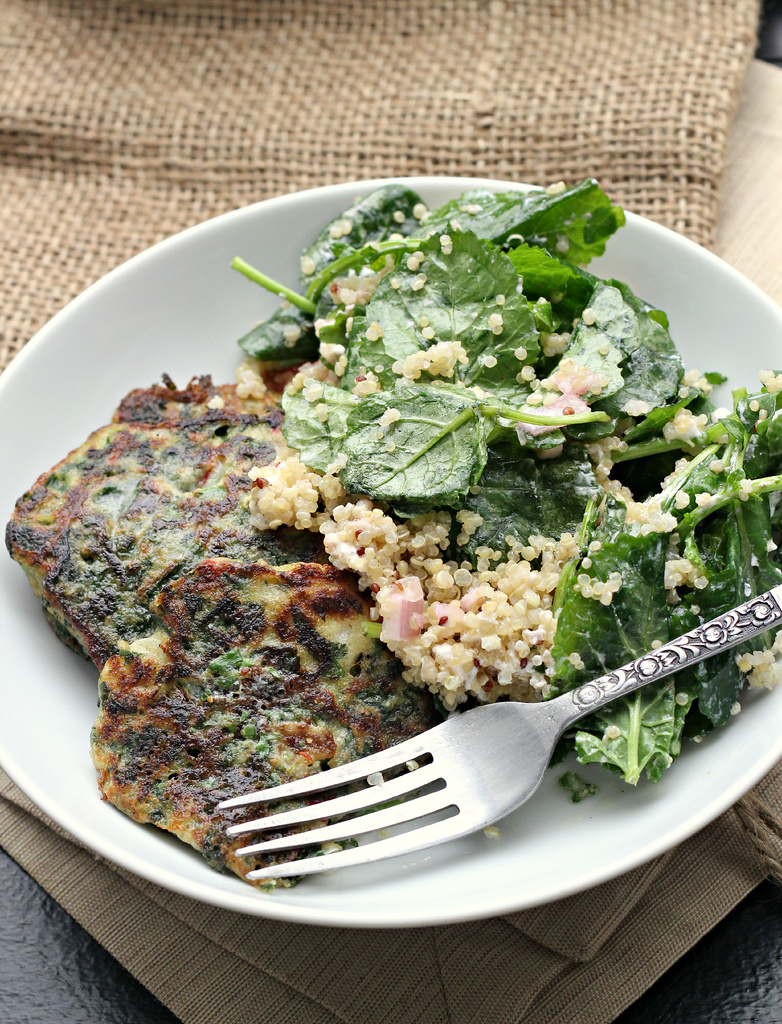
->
xmin=91 ymin=559 xmax=439 ymax=887
xmin=5 ymin=377 xmax=324 ymax=667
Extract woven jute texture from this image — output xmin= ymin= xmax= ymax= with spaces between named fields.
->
xmin=0 ymin=0 xmax=760 ymax=373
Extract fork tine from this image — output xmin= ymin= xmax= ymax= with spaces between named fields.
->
xmin=235 ymin=790 xmax=455 ymax=856
xmin=246 ymin=813 xmax=475 ymax=880
xmin=226 ymin=761 xmax=442 ymax=837
xmin=218 ymin=734 xmax=431 ymax=810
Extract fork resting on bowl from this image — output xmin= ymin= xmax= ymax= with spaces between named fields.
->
xmin=219 ymin=585 xmax=782 ymax=880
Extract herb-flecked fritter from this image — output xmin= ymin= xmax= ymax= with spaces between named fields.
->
xmin=6 ymin=377 xmax=325 ymax=667
xmin=91 ymin=559 xmax=438 ymax=887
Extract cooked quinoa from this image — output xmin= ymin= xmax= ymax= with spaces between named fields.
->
xmin=239 ymin=359 xmax=782 ymax=703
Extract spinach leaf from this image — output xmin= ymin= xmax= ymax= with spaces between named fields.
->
xmin=300 ymin=185 xmax=424 ymax=286
xmin=281 ymin=384 xmax=357 ymax=473
xmin=339 ymin=384 xmax=486 ymax=511
xmin=423 ymin=179 xmax=625 ymax=264
xmin=549 ymin=496 xmax=679 ymax=784
xmin=237 ymin=305 xmax=318 ymax=366
xmin=345 ymin=230 xmax=539 ymax=397
xmin=453 ymin=443 xmax=598 ymax=564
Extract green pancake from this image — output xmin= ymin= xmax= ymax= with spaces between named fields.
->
xmin=91 ymin=559 xmax=438 ymax=888
xmin=6 ymin=376 xmax=324 ymax=667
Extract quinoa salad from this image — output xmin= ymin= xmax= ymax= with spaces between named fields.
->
xmin=231 ymin=180 xmax=782 ymax=786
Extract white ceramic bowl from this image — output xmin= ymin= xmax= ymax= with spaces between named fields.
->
xmin=1 ymin=177 xmax=781 ymax=928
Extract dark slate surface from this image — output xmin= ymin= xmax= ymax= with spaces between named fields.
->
xmin=4 ymin=14 xmax=782 ymax=1024
xmin=2 ymin=836 xmax=782 ymax=1024
xmin=758 ymin=0 xmax=782 ymax=65
xmin=0 ymin=845 xmax=177 ymax=1024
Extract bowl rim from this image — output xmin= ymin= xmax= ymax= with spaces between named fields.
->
xmin=2 ymin=175 xmax=782 ymax=928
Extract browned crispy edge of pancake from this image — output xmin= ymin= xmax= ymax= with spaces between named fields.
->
xmin=114 ymin=374 xmax=280 ymax=426
xmin=91 ymin=559 xmax=437 ymax=888
xmin=5 ymin=377 xmax=310 ymax=666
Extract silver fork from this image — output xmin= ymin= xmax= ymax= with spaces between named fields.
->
xmin=219 ymin=585 xmax=782 ymax=880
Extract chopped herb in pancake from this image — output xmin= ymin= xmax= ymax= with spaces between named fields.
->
xmin=6 ymin=377 xmax=325 ymax=667
xmin=91 ymin=559 xmax=438 ymax=888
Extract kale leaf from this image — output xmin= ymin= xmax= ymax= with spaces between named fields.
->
xmin=281 ymin=384 xmax=356 ymax=473
xmin=237 ymin=305 xmax=318 ymax=366
xmin=567 ymin=281 xmax=683 ymax=441
xmin=561 ymin=286 xmax=626 ymax=398
xmin=423 ymin=179 xmax=625 ymax=265
xmin=622 ymin=396 xmax=696 ymax=446
xmin=344 ymin=230 xmax=539 ymax=397
xmin=736 ymin=387 xmax=782 ymax=479
xmin=573 ymin=680 xmax=681 ymax=785
xmin=507 ymin=244 xmax=597 ymax=323
xmin=453 ymin=443 xmax=598 ymax=564
xmin=299 ymin=185 xmax=424 ymax=285
xmin=339 ymin=384 xmax=486 ymax=512
xmin=549 ymin=496 xmax=680 ymax=784
xmin=671 ymin=498 xmax=782 ymax=726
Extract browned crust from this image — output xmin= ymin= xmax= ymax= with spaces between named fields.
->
xmin=92 ymin=558 xmax=438 ymax=888
xmin=6 ymin=378 xmax=323 ymax=667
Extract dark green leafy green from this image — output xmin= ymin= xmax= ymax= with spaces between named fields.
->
xmin=423 ymin=179 xmax=625 ymax=265
xmin=299 ymin=185 xmax=424 ymax=285
xmin=304 ymin=237 xmax=424 ymax=306
xmin=514 ymin=424 xmax=567 ymax=453
xmin=562 ymin=288 xmax=626 ymax=399
xmin=507 ymin=244 xmax=597 ymax=323
xmin=622 ymin=395 xmax=694 ymax=446
xmin=453 ymin=443 xmax=598 ymax=564
xmin=530 ymin=297 xmax=556 ymax=333
xmin=344 ymin=230 xmax=539 ymax=397
xmin=573 ymin=681 xmax=680 ymax=785
xmin=339 ymin=384 xmax=486 ymax=511
xmin=671 ymin=497 xmax=782 ymax=726
xmin=237 ymin=306 xmax=318 ymax=366
xmin=549 ymin=496 xmax=681 ymax=784
xmin=550 ymin=497 xmax=670 ymax=692
xmin=316 ymin=310 xmax=352 ymax=363
xmin=736 ymin=387 xmax=782 ymax=478
xmin=568 ymin=281 xmax=683 ymax=441
xmin=281 ymin=384 xmax=357 ymax=473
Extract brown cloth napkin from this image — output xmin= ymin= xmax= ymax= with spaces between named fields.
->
xmin=2 ymin=3 xmax=782 ymax=1022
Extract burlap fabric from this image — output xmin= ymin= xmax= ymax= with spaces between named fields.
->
xmin=2 ymin=3 xmax=781 ymax=1022
xmin=0 ymin=0 xmax=761 ymax=369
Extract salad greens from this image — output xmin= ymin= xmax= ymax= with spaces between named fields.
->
xmin=231 ymin=178 xmax=782 ymax=786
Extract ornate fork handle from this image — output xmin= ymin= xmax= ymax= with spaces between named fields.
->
xmin=557 ymin=584 xmax=782 ymax=727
